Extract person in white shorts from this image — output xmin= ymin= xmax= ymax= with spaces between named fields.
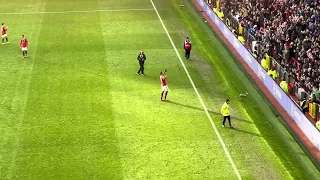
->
xmin=20 ymin=35 xmax=28 ymax=58
xmin=1 ymin=23 xmax=9 ymax=44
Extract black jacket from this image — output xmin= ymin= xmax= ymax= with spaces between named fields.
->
xmin=137 ymin=53 xmax=146 ymax=62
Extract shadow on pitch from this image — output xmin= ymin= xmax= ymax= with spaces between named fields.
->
xmin=165 ymin=100 xmax=253 ymax=124
xmin=229 ymin=127 xmax=262 ymax=138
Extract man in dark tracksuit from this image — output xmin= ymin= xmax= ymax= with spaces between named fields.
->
xmin=184 ymin=37 xmax=192 ymax=59
xmin=300 ymin=97 xmax=308 ymax=114
xmin=137 ymin=51 xmax=146 ymax=75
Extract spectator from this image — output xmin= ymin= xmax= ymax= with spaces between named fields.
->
xmin=253 ymin=46 xmax=258 ymax=58
xmin=312 ymin=86 xmax=319 ymax=100
xmin=217 ymin=0 xmax=320 ymax=107
xmin=310 ymin=93 xmax=319 ymax=104
xmin=288 ymin=81 xmax=294 ymax=94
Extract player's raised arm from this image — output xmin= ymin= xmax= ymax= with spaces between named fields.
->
xmin=163 ymin=70 xmax=167 ymax=77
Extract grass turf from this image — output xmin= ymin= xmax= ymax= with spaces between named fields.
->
xmin=0 ymin=0 xmax=319 ymax=179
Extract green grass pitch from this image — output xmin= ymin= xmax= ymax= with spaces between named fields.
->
xmin=0 ymin=0 xmax=319 ymax=179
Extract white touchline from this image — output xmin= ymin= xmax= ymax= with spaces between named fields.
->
xmin=149 ymin=0 xmax=242 ymax=179
xmin=0 ymin=8 xmax=155 ymax=15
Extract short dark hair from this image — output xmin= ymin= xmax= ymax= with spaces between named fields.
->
xmin=1 ymin=23 xmax=4 ymax=25
xmin=160 ymin=72 xmax=162 ymax=75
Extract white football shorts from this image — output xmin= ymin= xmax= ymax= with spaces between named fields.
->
xmin=161 ymin=85 xmax=168 ymax=91
xmin=2 ymin=34 xmax=7 ymax=38
xmin=22 ymin=47 xmax=28 ymax=51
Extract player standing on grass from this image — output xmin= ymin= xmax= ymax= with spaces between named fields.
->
xmin=136 ymin=51 xmax=146 ymax=76
xmin=1 ymin=23 xmax=10 ymax=45
xmin=20 ymin=35 xmax=28 ymax=58
xmin=221 ymin=99 xmax=232 ymax=128
xmin=184 ymin=37 xmax=192 ymax=60
xmin=160 ymin=71 xmax=168 ymax=101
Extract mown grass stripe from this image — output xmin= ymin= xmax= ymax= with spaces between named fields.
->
xmin=150 ymin=0 xmax=242 ymax=179
xmin=5 ymin=3 xmax=46 ymax=180
xmin=0 ymin=8 xmax=155 ymax=15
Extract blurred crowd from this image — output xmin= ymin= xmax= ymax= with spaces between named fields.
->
xmin=217 ymin=0 xmax=320 ymax=101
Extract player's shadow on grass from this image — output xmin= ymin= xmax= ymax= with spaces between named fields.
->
xmin=166 ymin=100 xmax=253 ymax=124
xmin=229 ymin=127 xmax=262 ymax=138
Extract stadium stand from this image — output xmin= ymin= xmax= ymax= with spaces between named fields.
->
xmin=206 ymin=0 xmax=320 ymax=127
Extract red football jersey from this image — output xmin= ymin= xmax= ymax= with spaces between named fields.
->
xmin=1 ymin=26 xmax=7 ymax=35
xmin=160 ymin=75 xmax=167 ymax=86
xmin=20 ymin=38 xmax=28 ymax=48
xmin=184 ymin=41 xmax=191 ymax=50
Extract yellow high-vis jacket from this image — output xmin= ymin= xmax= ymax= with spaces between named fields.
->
xmin=218 ymin=11 xmax=224 ymax=20
xmin=261 ymin=59 xmax=268 ymax=70
xmin=316 ymin=121 xmax=320 ymax=131
xmin=268 ymin=69 xmax=277 ymax=80
xmin=238 ymin=36 xmax=245 ymax=45
xmin=280 ymin=80 xmax=288 ymax=93
xmin=300 ymin=100 xmax=307 ymax=109
xmin=221 ymin=102 xmax=230 ymax=116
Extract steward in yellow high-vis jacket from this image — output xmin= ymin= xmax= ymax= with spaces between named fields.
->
xmin=267 ymin=68 xmax=277 ymax=80
xmin=280 ymin=79 xmax=288 ymax=93
xmin=221 ymin=99 xmax=232 ymax=127
xmin=238 ymin=35 xmax=245 ymax=45
xmin=316 ymin=121 xmax=320 ymax=131
xmin=261 ymin=58 xmax=268 ymax=70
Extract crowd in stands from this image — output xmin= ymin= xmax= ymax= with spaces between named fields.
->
xmin=216 ymin=0 xmax=320 ymax=103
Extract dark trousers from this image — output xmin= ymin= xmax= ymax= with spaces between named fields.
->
xmin=302 ymin=108 xmax=307 ymax=114
xmin=223 ymin=115 xmax=231 ymax=126
xmin=185 ymin=49 xmax=190 ymax=59
xmin=137 ymin=61 xmax=145 ymax=74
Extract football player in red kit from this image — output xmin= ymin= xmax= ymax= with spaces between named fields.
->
xmin=160 ymin=71 xmax=169 ymax=101
xmin=184 ymin=37 xmax=192 ymax=59
xmin=1 ymin=23 xmax=9 ymax=44
xmin=20 ymin=35 xmax=28 ymax=58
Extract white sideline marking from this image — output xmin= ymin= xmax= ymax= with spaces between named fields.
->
xmin=150 ymin=0 xmax=242 ymax=179
xmin=0 ymin=8 xmax=154 ymax=15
